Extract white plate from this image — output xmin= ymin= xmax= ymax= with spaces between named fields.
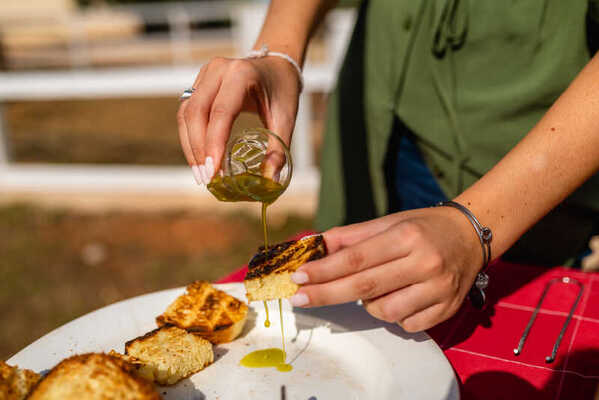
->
xmin=9 ymin=283 xmax=459 ymax=400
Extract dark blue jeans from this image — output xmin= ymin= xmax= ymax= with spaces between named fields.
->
xmin=394 ymin=135 xmax=447 ymax=211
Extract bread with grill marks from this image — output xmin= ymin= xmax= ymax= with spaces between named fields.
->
xmin=244 ymin=234 xmax=327 ymax=302
xmin=156 ymin=281 xmax=248 ymax=344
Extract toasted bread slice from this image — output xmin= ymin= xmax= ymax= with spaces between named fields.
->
xmin=125 ymin=326 xmax=213 ymax=386
xmin=107 ymin=350 xmax=155 ymax=383
xmin=244 ymin=234 xmax=327 ymax=301
xmin=0 ymin=360 xmax=40 ymax=400
xmin=27 ymin=353 xmax=160 ymax=400
xmin=156 ymin=281 xmax=248 ymax=344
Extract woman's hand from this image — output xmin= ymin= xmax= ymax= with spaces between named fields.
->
xmin=177 ymin=56 xmax=301 ymax=184
xmin=290 ymin=207 xmax=484 ymax=332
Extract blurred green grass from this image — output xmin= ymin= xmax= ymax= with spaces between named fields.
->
xmin=0 ymin=203 xmax=313 ymax=360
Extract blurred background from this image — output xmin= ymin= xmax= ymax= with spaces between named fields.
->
xmin=0 ymin=0 xmax=356 ymax=359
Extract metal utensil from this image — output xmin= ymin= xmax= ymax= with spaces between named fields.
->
xmin=513 ymin=276 xmax=583 ymax=363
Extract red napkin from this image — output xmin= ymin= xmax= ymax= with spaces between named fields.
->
xmin=428 ymin=261 xmax=599 ymax=400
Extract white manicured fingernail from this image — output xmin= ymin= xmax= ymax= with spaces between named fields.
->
xmin=289 ymin=293 xmax=309 ymax=307
xmin=199 ymin=164 xmax=208 ymax=184
xmin=291 ymin=271 xmax=309 ymax=284
xmin=205 ymin=157 xmax=214 ymax=181
xmin=191 ymin=165 xmax=203 ymax=185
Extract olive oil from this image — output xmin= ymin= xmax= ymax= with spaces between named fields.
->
xmin=263 ymin=301 xmax=271 ymax=328
xmin=211 ymin=173 xmax=292 ymax=372
xmin=207 ymin=173 xmax=285 ymax=204
xmin=239 ymin=348 xmax=292 ymax=372
xmin=278 ymin=299 xmax=285 ymax=353
xmin=261 ymin=202 xmax=269 ymax=249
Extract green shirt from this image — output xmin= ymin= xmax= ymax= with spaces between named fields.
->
xmin=317 ymin=0 xmax=599 ymax=231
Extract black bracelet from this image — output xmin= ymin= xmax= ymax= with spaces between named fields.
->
xmin=435 ymin=200 xmax=492 ymax=309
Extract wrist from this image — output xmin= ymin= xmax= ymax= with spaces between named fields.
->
xmin=435 ymin=200 xmax=492 ymax=309
xmin=251 ymin=42 xmax=305 ymax=68
xmin=247 ymin=45 xmax=304 ymax=91
xmin=440 ymin=204 xmax=486 ymax=272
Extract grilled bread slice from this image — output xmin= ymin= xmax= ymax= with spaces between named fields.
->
xmin=125 ymin=326 xmax=213 ymax=386
xmin=156 ymin=281 xmax=248 ymax=344
xmin=26 ymin=353 xmax=160 ymax=400
xmin=0 ymin=360 xmax=40 ymax=400
xmin=244 ymin=234 xmax=327 ymax=302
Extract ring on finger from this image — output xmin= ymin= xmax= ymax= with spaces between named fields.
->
xmin=180 ymin=87 xmax=196 ymax=101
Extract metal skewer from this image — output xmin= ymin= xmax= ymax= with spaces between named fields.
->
xmin=513 ymin=276 xmax=583 ymax=363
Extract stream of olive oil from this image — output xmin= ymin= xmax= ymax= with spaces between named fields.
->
xmin=240 ymin=298 xmax=291 ymax=372
xmin=263 ymin=301 xmax=270 ymax=327
xmin=279 ymin=298 xmax=285 ymax=354
xmin=234 ymin=178 xmax=290 ymax=372
xmin=261 ymin=201 xmax=272 ymax=330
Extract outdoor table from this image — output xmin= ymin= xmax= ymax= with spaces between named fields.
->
xmin=217 ymin=235 xmax=599 ymax=399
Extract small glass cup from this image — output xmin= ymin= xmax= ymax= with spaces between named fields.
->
xmin=207 ymin=127 xmax=292 ymax=204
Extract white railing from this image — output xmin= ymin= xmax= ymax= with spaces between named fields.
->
xmin=0 ymin=64 xmax=333 ymax=195
xmin=0 ymin=3 xmax=356 ymax=200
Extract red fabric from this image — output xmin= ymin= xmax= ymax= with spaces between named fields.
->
xmin=217 ymin=241 xmax=599 ymax=399
xmin=427 ymin=261 xmax=599 ymax=400
xmin=217 ymin=267 xmax=248 ymax=284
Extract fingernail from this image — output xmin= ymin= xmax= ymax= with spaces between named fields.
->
xmin=291 ymin=271 xmax=309 ymax=284
xmin=199 ymin=164 xmax=208 ymax=184
xmin=205 ymin=157 xmax=214 ymax=181
xmin=289 ymin=293 xmax=309 ymax=307
xmin=191 ymin=165 xmax=203 ymax=185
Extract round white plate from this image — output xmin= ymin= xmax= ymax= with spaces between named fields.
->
xmin=9 ymin=283 xmax=459 ymax=400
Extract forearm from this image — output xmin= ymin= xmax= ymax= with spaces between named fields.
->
xmin=455 ymin=53 xmax=599 ymax=260
xmin=253 ymin=0 xmax=337 ymax=66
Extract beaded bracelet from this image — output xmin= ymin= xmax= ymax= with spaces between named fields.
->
xmin=435 ymin=200 xmax=492 ymax=309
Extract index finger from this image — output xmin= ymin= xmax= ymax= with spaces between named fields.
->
xmin=322 ymin=215 xmax=402 ymax=254
xmin=294 ymin=224 xmax=411 ymax=285
xmin=204 ymin=78 xmax=250 ymax=178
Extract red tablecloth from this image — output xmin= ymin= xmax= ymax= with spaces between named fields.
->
xmin=218 ymin=239 xmax=599 ymax=399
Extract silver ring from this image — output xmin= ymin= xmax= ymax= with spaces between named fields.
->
xmin=180 ymin=87 xmax=195 ymax=101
